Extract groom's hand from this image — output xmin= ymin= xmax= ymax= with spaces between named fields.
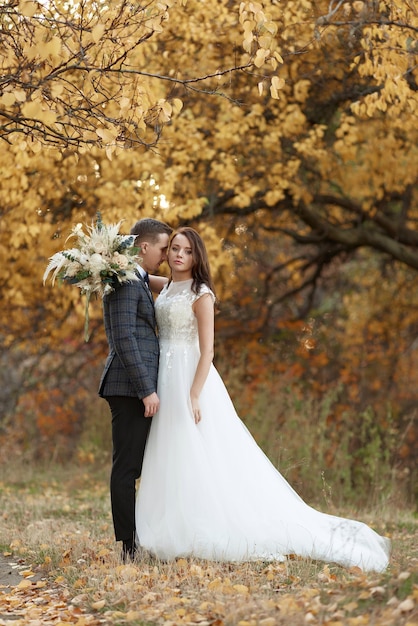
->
xmin=143 ymin=392 xmax=160 ymax=417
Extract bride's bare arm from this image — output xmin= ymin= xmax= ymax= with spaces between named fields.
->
xmin=149 ymin=275 xmax=169 ymax=293
xmin=190 ymin=293 xmax=215 ymax=423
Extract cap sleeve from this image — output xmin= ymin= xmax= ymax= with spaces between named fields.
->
xmin=192 ymin=284 xmax=215 ymax=304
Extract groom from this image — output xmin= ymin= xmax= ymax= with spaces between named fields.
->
xmin=99 ymin=217 xmax=172 ymax=561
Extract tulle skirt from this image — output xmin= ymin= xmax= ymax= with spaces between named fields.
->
xmin=136 ymin=340 xmax=390 ymax=572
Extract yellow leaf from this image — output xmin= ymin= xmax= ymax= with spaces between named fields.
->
xmin=270 ymin=76 xmax=285 ymax=99
xmin=91 ymin=599 xmax=106 ymax=610
xmin=0 ymin=93 xmax=16 ymax=106
xmin=233 ymin=584 xmax=249 ymax=594
xmin=172 ymin=98 xmax=183 ymax=115
xmin=51 ymin=83 xmax=64 ymax=98
xmin=157 ymin=100 xmax=172 ymax=123
xmin=259 ymin=34 xmax=273 ymax=50
xmin=254 ymin=48 xmax=269 ymax=68
xmin=106 ymin=145 xmax=115 ymax=160
xmin=96 ymin=128 xmax=118 ymax=144
xmin=243 ymin=35 xmax=253 ymax=52
xmin=17 ymin=579 xmax=32 ymax=589
xmin=38 ymin=109 xmax=58 ymax=125
xmin=42 ymin=37 xmax=62 ymax=59
xmin=83 ymin=130 xmax=98 ymax=141
xmin=92 ymin=23 xmax=106 ymax=44
xmin=271 ymin=76 xmax=285 ymax=90
xmin=119 ymin=96 xmax=131 ymax=113
xmin=398 ymin=598 xmax=414 ymax=613
xmin=126 ymin=612 xmax=142 ymax=622
xmin=21 ymin=100 xmax=43 ymax=118
xmin=71 ymin=594 xmax=89 ymax=606
xmin=19 ymin=0 xmax=37 ymax=17
xmin=21 ymin=569 xmax=35 ymax=577
xmin=264 ymin=21 xmax=278 ymax=36
xmin=13 ymin=89 xmax=27 ymax=103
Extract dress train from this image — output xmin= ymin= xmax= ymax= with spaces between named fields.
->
xmin=136 ymin=280 xmax=390 ymax=572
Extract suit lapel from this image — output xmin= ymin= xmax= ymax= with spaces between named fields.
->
xmin=135 ymin=266 xmax=154 ymax=305
xmin=140 ymin=275 xmax=154 ymax=305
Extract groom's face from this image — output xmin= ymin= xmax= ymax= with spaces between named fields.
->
xmin=141 ymin=233 xmax=170 ymax=273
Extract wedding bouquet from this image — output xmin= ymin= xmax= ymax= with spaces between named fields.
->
xmin=43 ymin=212 xmax=139 ymax=340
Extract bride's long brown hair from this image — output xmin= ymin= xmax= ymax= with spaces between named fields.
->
xmin=169 ymin=227 xmax=216 ymax=298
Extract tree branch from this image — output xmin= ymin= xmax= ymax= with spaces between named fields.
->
xmin=295 ymin=201 xmax=418 ymax=270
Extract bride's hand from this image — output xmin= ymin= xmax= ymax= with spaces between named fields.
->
xmin=190 ymin=397 xmax=202 ymax=424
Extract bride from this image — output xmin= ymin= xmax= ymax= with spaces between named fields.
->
xmin=135 ymin=227 xmax=390 ymax=572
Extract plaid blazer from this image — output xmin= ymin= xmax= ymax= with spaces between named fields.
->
xmin=98 ymin=273 xmax=159 ymax=399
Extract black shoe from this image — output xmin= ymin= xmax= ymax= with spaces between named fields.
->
xmin=121 ymin=539 xmax=136 ymax=563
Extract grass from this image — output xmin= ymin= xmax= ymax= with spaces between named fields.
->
xmin=0 ymin=462 xmax=417 ymax=626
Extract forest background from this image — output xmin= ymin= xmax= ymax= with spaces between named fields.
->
xmin=1 ymin=0 xmax=417 ymax=513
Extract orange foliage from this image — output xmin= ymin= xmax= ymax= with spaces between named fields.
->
xmin=12 ymin=386 xmax=86 ymax=459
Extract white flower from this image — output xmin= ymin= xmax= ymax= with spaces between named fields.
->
xmin=88 ymin=252 xmax=107 ymax=274
xmin=92 ymin=240 xmax=108 ymax=254
xmin=44 ymin=213 xmax=139 ymax=298
xmin=112 ymin=252 xmax=130 ymax=270
xmin=65 ymin=261 xmax=82 ymax=278
xmin=44 ymin=213 xmax=140 ymax=340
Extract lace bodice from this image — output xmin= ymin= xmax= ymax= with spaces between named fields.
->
xmin=155 ymin=279 xmax=214 ymax=345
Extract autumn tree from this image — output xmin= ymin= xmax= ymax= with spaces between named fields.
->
xmin=3 ymin=1 xmax=417 ymax=329
xmin=0 ymin=0 xmax=281 ymax=152
xmin=150 ymin=0 xmax=418 ymax=310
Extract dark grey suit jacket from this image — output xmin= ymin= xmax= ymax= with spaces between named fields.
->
xmin=98 ymin=273 xmax=159 ymax=399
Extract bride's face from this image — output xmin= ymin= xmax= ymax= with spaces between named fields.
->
xmin=168 ymin=233 xmax=194 ymax=276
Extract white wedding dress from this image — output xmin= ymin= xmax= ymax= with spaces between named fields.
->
xmin=136 ymin=279 xmax=390 ymax=572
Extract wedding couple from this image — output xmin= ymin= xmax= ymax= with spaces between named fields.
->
xmin=99 ymin=218 xmax=390 ymax=572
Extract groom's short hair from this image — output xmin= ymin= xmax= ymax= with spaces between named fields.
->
xmin=130 ymin=218 xmax=172 ymax=243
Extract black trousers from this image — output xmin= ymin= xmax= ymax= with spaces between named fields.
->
xmin=106 ymin=396 xmax=152 ymax=542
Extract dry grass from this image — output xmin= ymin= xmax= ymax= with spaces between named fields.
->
xmin=0 ymin=462 xmax=416 ymax=626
